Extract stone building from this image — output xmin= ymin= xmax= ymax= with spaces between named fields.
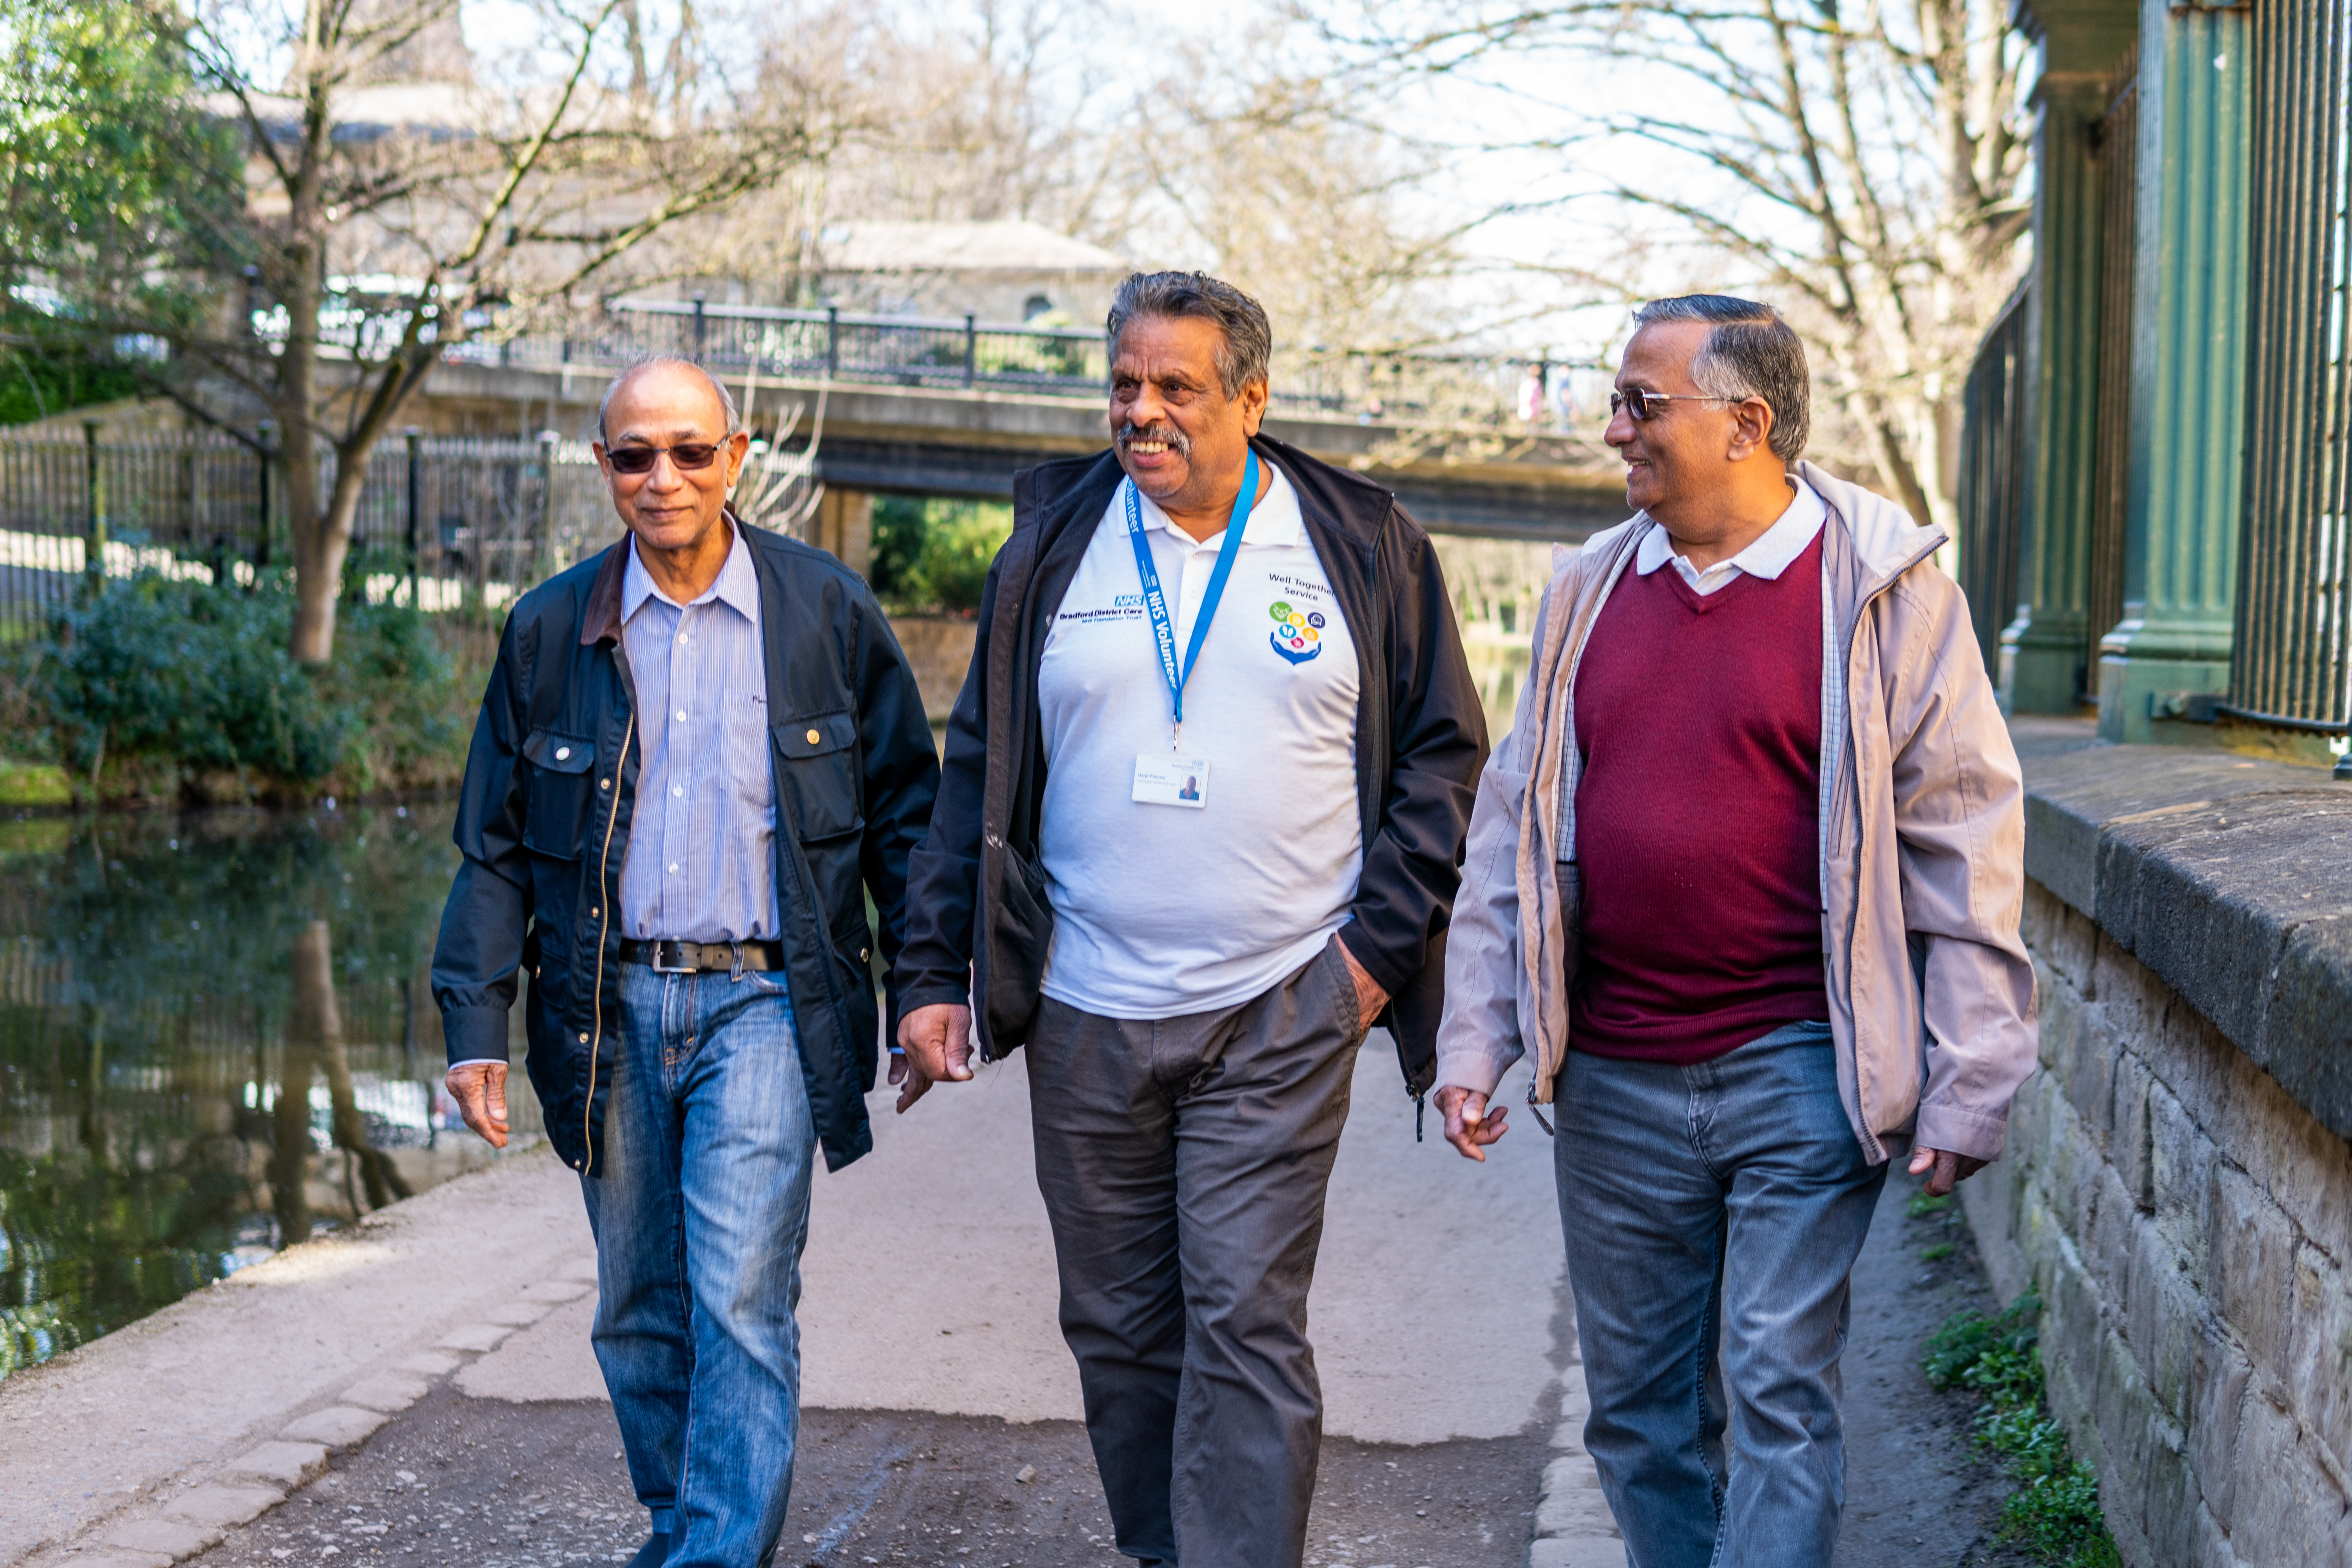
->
xmin=802 ymin=220 xmax=1127 ymax=326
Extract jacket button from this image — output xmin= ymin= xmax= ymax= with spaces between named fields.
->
xmin=600 ymin=777 xmax=611 ymax=790
xmin=577 ymin=1031 xmax=590 ymax=1043
xmin=860 ymin=947 xmax=869 ymax=961
xmin=806 ymin=728 xmax=822 ymax=745
xmin=555 ymin=746 xmax=571 ymax=761
xmin=590 ymin=907 xmax=599 ymax=918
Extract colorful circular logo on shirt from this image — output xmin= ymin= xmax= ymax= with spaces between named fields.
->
xmin=1268 ymin=600 xmax=1322 ymax=664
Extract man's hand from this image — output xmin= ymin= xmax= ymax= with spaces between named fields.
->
xmin=1908 ymin=1145 xmax=1987 ymax=1197
xmin=1433 ymin=1084 xmax=1509 ymax=1163
xmin=1336 ymin=942 xmax=1389 ymax=1034
xmin=445 ymin=1062 xmax=510 ymax=1149
xmin=894 ymin=1003 xmax=974 ymax=1114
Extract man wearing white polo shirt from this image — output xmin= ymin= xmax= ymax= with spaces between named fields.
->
xmin=893 ymin=271 xmax=1486 ymax=1568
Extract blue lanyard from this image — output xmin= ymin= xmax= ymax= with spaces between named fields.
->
xmin=1125 ymin=448 xmax=1259 ymax=749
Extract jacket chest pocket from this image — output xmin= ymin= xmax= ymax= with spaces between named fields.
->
xmin=521 ymin=728 xmax=599 ymax=858
xmin=774 ymin=711 xmax=862 ymax=843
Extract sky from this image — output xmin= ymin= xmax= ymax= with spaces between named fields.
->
xmin=281 ymin=0 xmax=2023 ymax=368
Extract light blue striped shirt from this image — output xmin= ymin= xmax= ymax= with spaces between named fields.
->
xmin=616 ymin=526 xmax=781 ymax=942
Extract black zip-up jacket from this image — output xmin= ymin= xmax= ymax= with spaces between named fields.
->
xmin=432 ymin=520 xmax=941 ymax=1176
xmin=894 ymin=436 xmax=1487 ymax=1097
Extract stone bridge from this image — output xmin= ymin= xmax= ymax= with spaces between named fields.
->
xmin=420 ymin=359 xmax=1629 ymax=554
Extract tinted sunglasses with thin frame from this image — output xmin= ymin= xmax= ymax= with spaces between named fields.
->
xmin=1608 ymin=388 xmax=1747 ymax=422
xmin=605 ymin=442 xmax=723 ymax=475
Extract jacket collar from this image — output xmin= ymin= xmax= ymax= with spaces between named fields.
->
xmin=1583 ymin=461 xmax=1945 ymax=604
xmin=579 ymin=509 xmax=753 ymax=646
xmin=1795 ymin=460 xmax=1945 ymax=585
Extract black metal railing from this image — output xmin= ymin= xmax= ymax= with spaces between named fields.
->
xmin=1958 ymin=286 xmax=2030 ymax=670
xmin=2229 ymin=0 xmax=2352 ymax=740
xmin=314 ymin=296 xmax=1600 ymax=430
xmin=0 ymin=428 xmax=615 ymax=639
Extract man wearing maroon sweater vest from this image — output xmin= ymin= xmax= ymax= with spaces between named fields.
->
xmin=1432 ymin=296 xmax=2037 ymax=1566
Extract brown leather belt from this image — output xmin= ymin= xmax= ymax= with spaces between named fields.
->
xmin=618 ymin=938 xmax=784 ymax=974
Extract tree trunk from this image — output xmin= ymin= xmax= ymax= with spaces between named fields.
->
xmin=289 ymin=445 xmax=369 ymax=664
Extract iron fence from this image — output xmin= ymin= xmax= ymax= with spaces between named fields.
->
xmin=0 ymin=427 xmax=616 ymax=639
xmin=1958 ymin=286 xmax=2030 ymax=670
xmin=1957 ymin=288 xmax=2032 ymax=668
xmin=373 ymin=297 xmax=1597 ymax=430
xmin=2229 ymin=0 xmax=2352 ymax=738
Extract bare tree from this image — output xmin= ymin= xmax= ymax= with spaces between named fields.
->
xmin=135 ymin=0 xmax=860 ymax=661
xmin=1139 ymin=55 xmax=1468 ymax=358
xmin=1328 ymin=0 xmax=2032 ymax=532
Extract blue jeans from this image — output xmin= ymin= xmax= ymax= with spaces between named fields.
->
xmin=1556 ymin=1020 xmax=1889 ymax=1568
xmin=580 ymin=963 xmax=816 ymax=1568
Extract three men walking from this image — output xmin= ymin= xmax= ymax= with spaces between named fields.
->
xmin=433 ymin=279 xmax=2036 ymax=1568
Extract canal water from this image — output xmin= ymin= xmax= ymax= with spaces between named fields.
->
xmin=0 ymin=802 xmax=543 ymax=1382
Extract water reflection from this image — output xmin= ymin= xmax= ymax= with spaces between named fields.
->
xmin=0 ymin=802 xmax=540 ymax=1379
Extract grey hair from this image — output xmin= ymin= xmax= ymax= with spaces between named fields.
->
xmin=1105 ymin=271 xmax=1272 ymax=400
xmin=597 ymin=354 xmax=743 ymax=443
xmin=1630 ymin=295 xmax=1810 ymax=461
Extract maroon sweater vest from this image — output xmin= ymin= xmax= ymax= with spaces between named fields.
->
xmin=1568 ymin=532 xmax=1831 ymax=1064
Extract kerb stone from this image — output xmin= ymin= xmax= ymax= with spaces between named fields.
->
xmin=279 ymin=1404 xmax=391 ymax=1448
xmin=160 ymin=1484 xmax=283 ymax=1528
xmin=1528 ymin=1541 xmax=1628 ymax=1568
xmin=220 ymin=1441 xmax=328 ymax=1488
xmin=103 ymin=1515 xmax=221 ymax=1557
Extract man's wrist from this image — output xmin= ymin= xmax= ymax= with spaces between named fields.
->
xmin=448 ymin=1059 xmax=506 ymax=1072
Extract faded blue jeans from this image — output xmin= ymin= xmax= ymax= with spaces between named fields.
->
xmin=1555 ymin=1020 xmax=1889 ymax=1568
xmin=580 ymin=962 xmax=816 ymax=1568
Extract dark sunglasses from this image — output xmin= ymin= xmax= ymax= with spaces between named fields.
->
xmin=1608 ymin=388 xmax=1746 ymax=422
xmin=605 ymin=442 xmax=722 ymax=475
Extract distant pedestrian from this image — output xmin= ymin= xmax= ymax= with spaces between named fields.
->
xmin=432 ymin=357 xmax=940 ymax=1568
xmin=1518 ymin=361 xmax=1549 ymax=426
xmin=1433 ymin=296 xmax=2038 ymax=1567
xmin=892 ymin=270 xmax=1486 ymax=1568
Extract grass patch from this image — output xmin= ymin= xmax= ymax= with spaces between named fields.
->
xmin=1923 ymin=1290 xmax=2121 ymax=1566
xmin=1907 ymin=1191 xmax=1955 ymax=1219
xmin=1918 ymin=1242 xmax=1956 ymax=1261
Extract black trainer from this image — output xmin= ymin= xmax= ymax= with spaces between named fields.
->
xmin=627 ymin=1533 xmax=670 ymax=1567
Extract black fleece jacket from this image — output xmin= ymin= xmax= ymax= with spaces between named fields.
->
xmin=893 ymin=435 xmax=1487 ymax=1098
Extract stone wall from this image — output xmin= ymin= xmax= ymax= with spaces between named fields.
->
xmin=1963 ymin=742 xmax=2352 ymax=1566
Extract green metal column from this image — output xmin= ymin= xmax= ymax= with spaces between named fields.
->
xmin=2097 ymin=0 xmax=2250 ymax=742
xmin=2002 ymin=69 xmax=2112 ymax=713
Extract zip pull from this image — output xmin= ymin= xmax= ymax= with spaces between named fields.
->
xmin=1414 ymin=1091 xmax=1426 ymax=1143
xmin=1528 ymin=1078 xmax=1555 ymax=1137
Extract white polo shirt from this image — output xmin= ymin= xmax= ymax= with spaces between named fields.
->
xmin=1035 ymin=466 xmax=1363 ymax=1018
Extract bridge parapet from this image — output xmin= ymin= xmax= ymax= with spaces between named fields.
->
xmin=421 ymin=355 xmax=1632 ymax=543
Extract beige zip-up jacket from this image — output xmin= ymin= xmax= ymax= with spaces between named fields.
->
xmin=1434 ymin=463 xmax=2037 ymax=1164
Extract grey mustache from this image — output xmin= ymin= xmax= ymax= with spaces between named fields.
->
xmin=1116 ymin=421 xmax=1191 ymax=456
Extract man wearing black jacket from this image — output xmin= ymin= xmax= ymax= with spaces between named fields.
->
xmin=893 ymin=272 xmax=1485 ymax=1568
xmin=433 ymin=359 xmax=938 ymax=1568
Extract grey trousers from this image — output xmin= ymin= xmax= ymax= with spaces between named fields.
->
xmin=1027 ymin=937 xmax=1366 ymax=1568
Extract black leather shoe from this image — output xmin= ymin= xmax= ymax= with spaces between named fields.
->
xmin=627 ymin=1534 xmax=670 ymax=1567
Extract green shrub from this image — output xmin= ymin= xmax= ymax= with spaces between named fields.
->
xmin=46 ymin=570 xmax=343 ymax=781
xmin=1923 ymin=1290 xmax=2121 ymax=1567
xmin=870 ymin=496 xmax=1013 ymax=615
xmin=7 ymin=565 xmax=473 ymax=799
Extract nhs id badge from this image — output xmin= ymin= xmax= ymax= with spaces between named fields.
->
xmin=1132 ymin=755 xmax=1210 ymax=809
